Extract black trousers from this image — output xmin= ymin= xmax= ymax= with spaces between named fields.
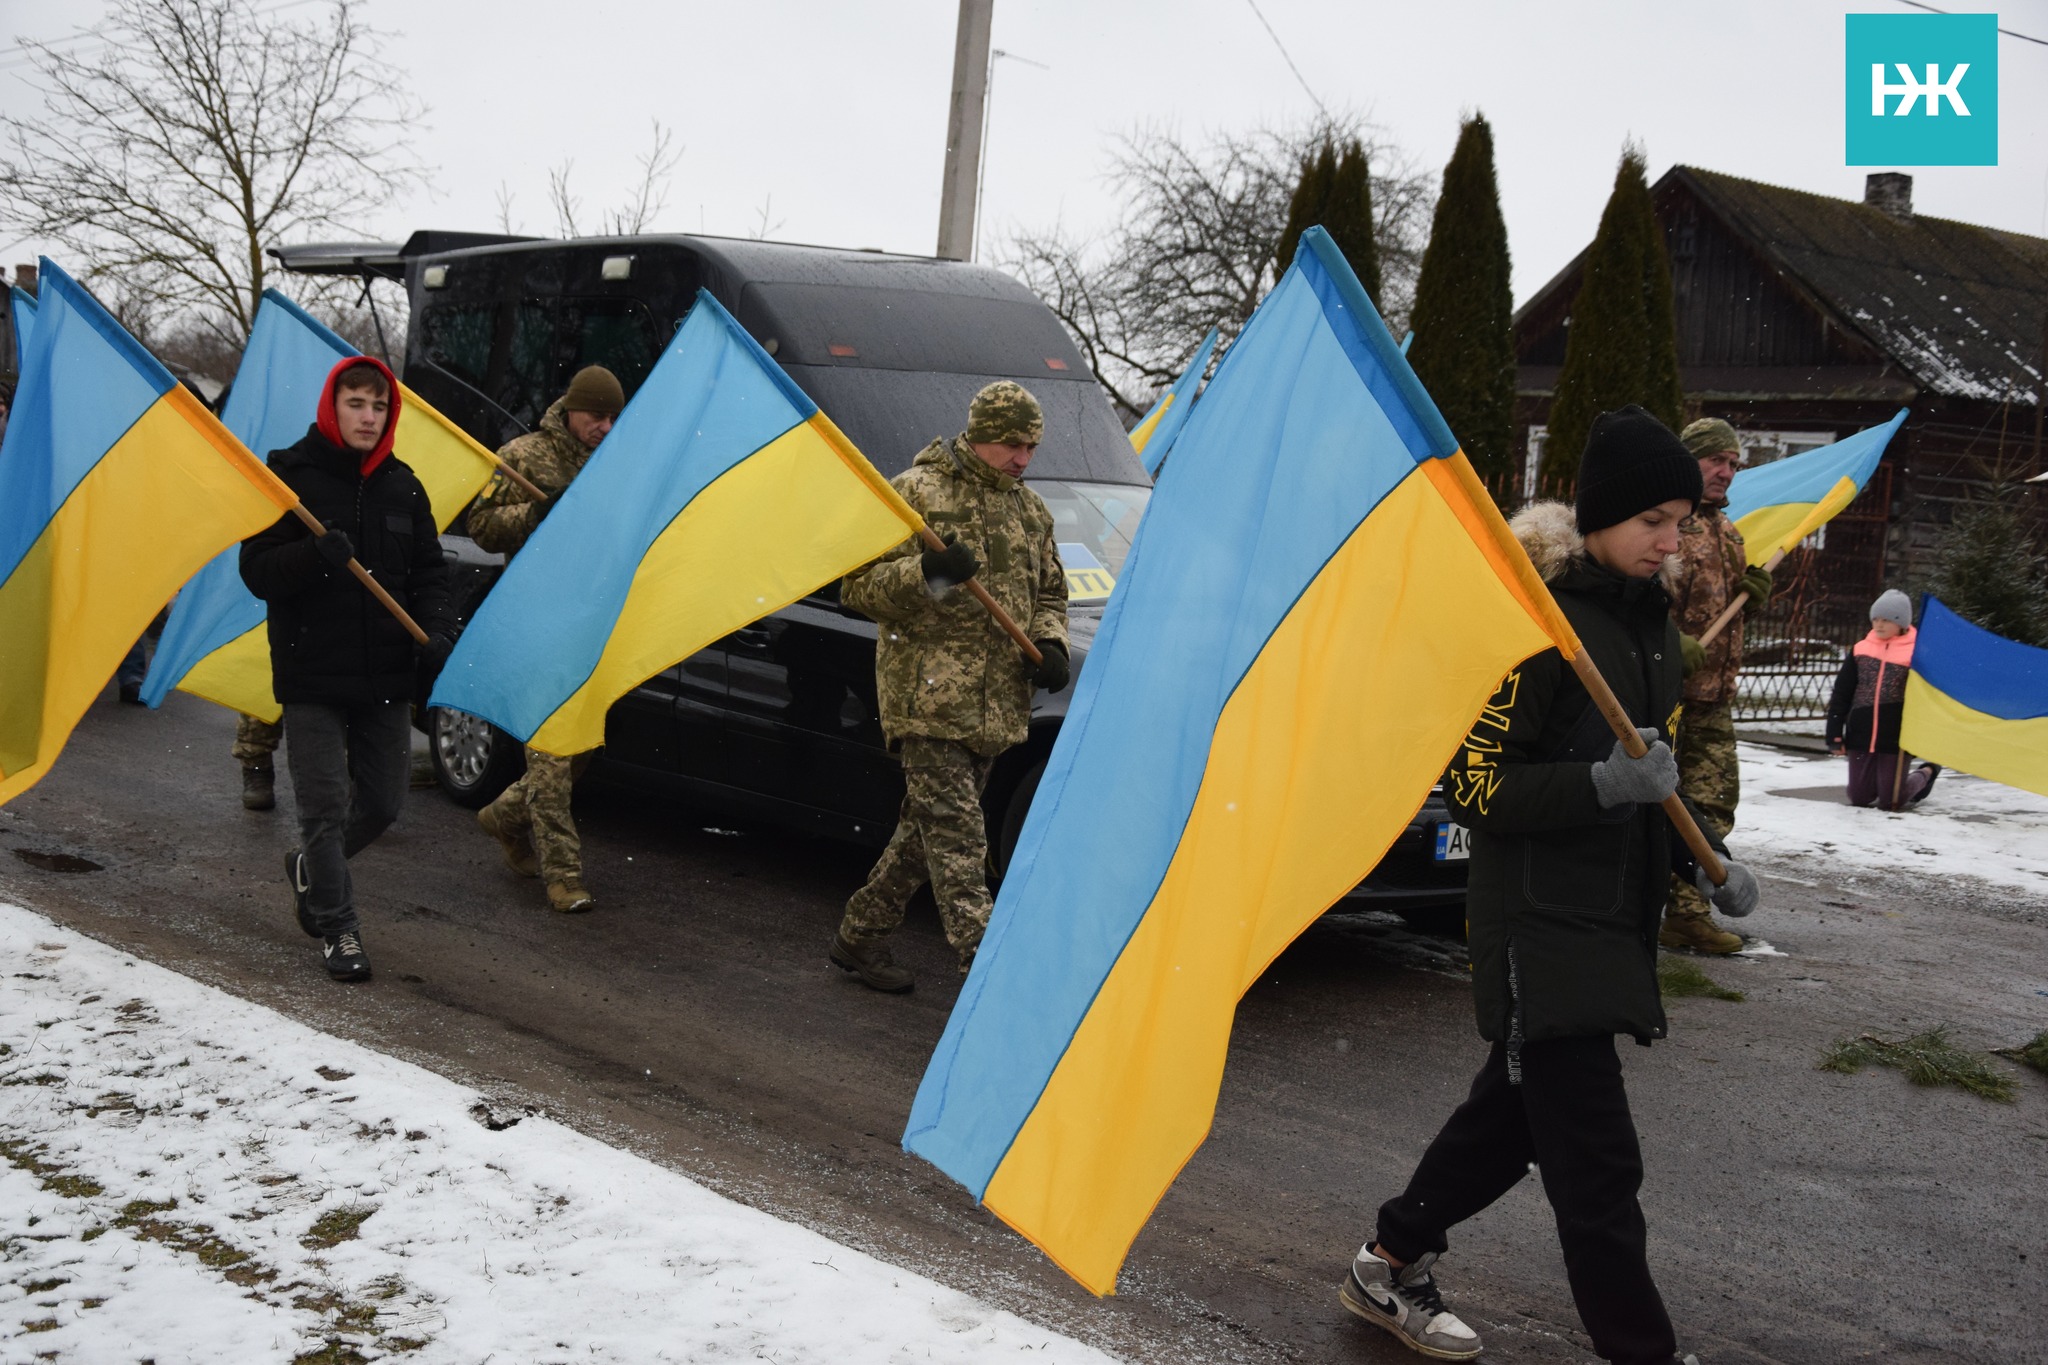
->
xmin=283 ymin=700 xmax=411 ymax=937
xmin=1376 ymin=1036 xmax=1678 ymax=1365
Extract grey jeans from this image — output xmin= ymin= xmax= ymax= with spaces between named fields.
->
xmin=283 ymin=700 xmax=411 ymax=936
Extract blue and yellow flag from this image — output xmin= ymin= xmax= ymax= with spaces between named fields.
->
xmin=0 ymin=259 xmax=295 ymax=804
xmin=1129 ymin=325 xmax=1219 ymax=476
xmin=1901 ymin=597 xmax=2048 ymax=799
xmin=903 ymin=227 xmax=1582 ymax=1295
xmin=1722 ymin=410 xmax=1905 ymax=566
xmin=141 ymin=290 xmax=498 ymax=721
xmin=429 ymin=289 xmax=923 ymax=756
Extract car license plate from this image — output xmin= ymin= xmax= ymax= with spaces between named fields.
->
xmin=1434 ymin=821 xmax=1471 ymax=861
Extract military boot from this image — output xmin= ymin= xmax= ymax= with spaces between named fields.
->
xmin=241 ymin=762 xmax=275 ymax=811
xmin=1660 ymin=913 xmax=1744 ymax=955
xmin=830 ymin=932 xmax=914 ymax=993
xmin=545 ymin=880 xmax=596 ymax=914
xmin=477 ymin=799 xmax=539 ymax=878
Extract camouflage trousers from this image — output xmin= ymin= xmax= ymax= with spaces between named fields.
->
xmin=839 ymin=737 xmax=996 ymax=956
xmin=1667 ymin=698 xmax=1738 ymax=924
xmin=489 ymin=747 xmax=595 ymax=886
xmin=233 ymin=714 xmax=283 ymax=766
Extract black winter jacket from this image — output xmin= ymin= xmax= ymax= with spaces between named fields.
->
xmin=1445 ymin=504 xmax=1723 ymax=1048
xmin=240 ymin=426 xmax=452 ymax=706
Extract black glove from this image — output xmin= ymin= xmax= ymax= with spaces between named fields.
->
xmin=921 ymin=532 xmax=980 ymax=587
xmin=1029 ymin=639 xmax=1070 ymax=693
xmin=529 ymin=494 xmax=557 ymax=524
xmin=1679 ymin=633 xmax=1706 ymax=677
xmin=1739 ymin=564 xmax=1774 ymax=609
xmin=314 ymin=529 xmax=355 ymax=569
xmin=422 ymin=631 xmax=457 ymax=675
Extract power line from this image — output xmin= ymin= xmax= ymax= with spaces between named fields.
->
xmin=1886 ymin=0 xmax=2048 ymax=47
xmin=1242 ymin=0 xmax=1327 ymax=116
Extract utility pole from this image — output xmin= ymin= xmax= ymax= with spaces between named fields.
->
xmin=936 ymin=0 xmax=993 ymax=262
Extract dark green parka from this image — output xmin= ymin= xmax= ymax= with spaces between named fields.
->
xmin=1445 ymin=502 xmax=1724 ymax=1048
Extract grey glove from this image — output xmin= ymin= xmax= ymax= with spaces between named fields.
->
xmin=1588 ymin=728 xmax=1678 ymax=808
xmin=1694 ymin=857 xmax=1760 ymax=918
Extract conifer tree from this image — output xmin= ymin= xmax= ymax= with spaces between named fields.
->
xmin=1277 ymin=138 xmax=1380 ymax=304
xmin=1408 ymin=114 xmax=1515 ymax=492
xmin=1543 ymin=146 xmax=1683 ymax=484
xmin=1924 ymin=501 xmax=2048 ymax=647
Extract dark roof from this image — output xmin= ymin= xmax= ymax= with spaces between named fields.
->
xmin=1671 ymin=167 xmax=2048 ymax=404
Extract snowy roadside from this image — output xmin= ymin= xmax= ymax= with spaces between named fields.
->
xmin=1734 ymin=741 xmax=2048 ymax=895
xmin=0 ymin=903 xmax=1120 ymax=1364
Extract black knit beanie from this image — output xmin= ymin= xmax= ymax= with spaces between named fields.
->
xmin=1573 ymin=406 xmax=1703 ymax=534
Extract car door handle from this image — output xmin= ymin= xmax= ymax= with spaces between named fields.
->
xmin=732 ymin=626 xmax=774 ymax=650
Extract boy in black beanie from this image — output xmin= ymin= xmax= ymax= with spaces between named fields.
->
xmin=1339 ymin=406 xmax=1759 ymax=1365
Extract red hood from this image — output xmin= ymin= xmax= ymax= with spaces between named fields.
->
xmin=315 ymin=355 xmax=402 ymax=476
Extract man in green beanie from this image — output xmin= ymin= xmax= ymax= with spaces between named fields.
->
xmin=1662 ymin=417 xmax=1773 ymax=954
xmin=468 ymin=365 xmax=625 ymax=915
xmin=829 ymin=380 xmax=1071 ymax=992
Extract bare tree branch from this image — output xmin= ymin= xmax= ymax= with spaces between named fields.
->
xmin=996 ymin=113 xmax=1435 ymax=420
xmin=0 ymin=0 xmax=427 ymax=345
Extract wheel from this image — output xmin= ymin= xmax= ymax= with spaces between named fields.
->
xmin=429 ymin=706 xmax=524 ymax=808
xmin=991 ymin=758 xmax=1046 ymax=884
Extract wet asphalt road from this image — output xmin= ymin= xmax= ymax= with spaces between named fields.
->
xmin=3 ymin=688 xmax=2045 ymax=1365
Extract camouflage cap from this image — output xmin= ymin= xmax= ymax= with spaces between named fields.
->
xmin=1679 ymin=417 xmax=1741 ymax=458
xmin=964 ymin=380 xmax=1044 ymax=446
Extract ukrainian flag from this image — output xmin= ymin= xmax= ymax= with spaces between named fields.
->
xmin=1721 ymin=409 xmax=1905 ymax=566
xmin=903 ymin=227 xmax=1582 ymax=1295
xmin=141 ymin=290 xmax=498 ymax=721
xmin=0 ymin=259 xmax=296 ymax=804
xmin=1129 ymin=325 xmax=1219 ymax=476
xmin=429 ymin=289 xmax=923 ymax=757
xmin=1901 ymin=597 xmax=2048 ymax=799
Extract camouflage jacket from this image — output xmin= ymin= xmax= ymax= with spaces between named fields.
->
xmin=467 ymin=400 xmax=591 ymax=558
xmin=1669 ymin=505 xmax=1747 ymax=705
xmin=842 ymin=436 xmax=1069 ymax=755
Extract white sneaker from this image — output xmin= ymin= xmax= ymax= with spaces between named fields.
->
xmin=1339 ymin=1243 xmax=1482 ymax=1360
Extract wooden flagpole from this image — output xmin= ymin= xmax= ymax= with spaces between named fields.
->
xmin=1695 ymin=547 xmax=1786 ymax=651
xmin=914 ymin=525 xmax=1043 ymax=665
xmin=1563 ymin=648 xmax=1728 ymax=885
xmin=286 ymin=503 xmax=430 ymax=646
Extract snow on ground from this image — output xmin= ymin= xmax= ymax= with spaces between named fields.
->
xmin=1734 ymin=741 xmax=2048 ymax=895
xmin=0 ymin=904 xmax=1120 ymax=1365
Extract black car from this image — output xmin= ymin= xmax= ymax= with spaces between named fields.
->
xmin=277 ymin=231 xmax=1468 ymax=919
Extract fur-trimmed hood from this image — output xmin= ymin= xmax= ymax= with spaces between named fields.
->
xmin=1509 ymin=499 xmax=1679 ymax=591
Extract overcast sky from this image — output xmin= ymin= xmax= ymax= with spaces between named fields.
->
xmin=3 ymin=0 xmax=2046 ymax=311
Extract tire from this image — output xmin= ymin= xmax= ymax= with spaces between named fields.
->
xmin=991 ymin=758 xmax=1046 ymax=884
xmin=429 ymin=706 xmax=524 ymax=809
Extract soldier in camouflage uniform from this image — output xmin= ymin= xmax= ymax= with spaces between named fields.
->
xmin=1663 ymin=418 xmax=1774 ymax=953
xmin=830 ymin=381 xmax=1071 ymax=992
xmin=235 ymin=714 xmax=283 ymax=810
xmin=467 ymin=366 xmax=623 ymax=914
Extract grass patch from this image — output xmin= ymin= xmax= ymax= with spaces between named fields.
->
xmin=292 ymin=1342 xmax=370 ymax=1365
xmin=114 ymin=1198 xmax=273 ymax=1284
xmin=1821 ymin=1027 xmax=2016 ymax=1102
xmin=0 ymin=1139 xmax=104 ymax=1198
xmin=1992 ymin=1029 xmax=2048 ymax=1075
xmin=302 ymin=1203 xmax=375 ymax=1250
xmin=21 ymin=1278 xmax=69 ymax=1294
xmin=1657 ymin=956 xmax=1744 ymax=1002
xmin=20 ymin=1317 xmax=59 ymax=1333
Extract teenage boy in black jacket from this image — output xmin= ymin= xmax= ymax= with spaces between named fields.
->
xmin=1340 ymin=408 xmax=1761 ymax=1365
xmin=241 ymin=357 xmax=454 ymax=982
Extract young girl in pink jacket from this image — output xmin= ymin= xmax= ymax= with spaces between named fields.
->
xmin=1824 ymin=589 xmax=1941 ymax=809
